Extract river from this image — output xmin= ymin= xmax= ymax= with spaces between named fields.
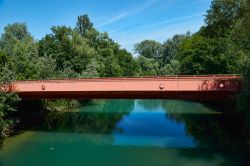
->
xmin=0 ymin=100 xmax=249 ymax=166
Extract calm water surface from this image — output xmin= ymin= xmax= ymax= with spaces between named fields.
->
xmin=0 ymin=100 xmax=249 ymax=166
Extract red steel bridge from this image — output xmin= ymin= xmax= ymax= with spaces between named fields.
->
xmin=1 ymin=75 xmax=242 ymax=101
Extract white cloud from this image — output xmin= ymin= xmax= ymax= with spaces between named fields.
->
xmin=129 ymin=0 xmax=158 ymax=15
xmin=112 ymin=17 xmax=203 ymax=53
xmin=97 ymin=0 xmax=158 ymax=27
xmin=116 ymin=12 xmax=204 ymax=36
xmin=97 ymin=12 xmax=129 ymax=27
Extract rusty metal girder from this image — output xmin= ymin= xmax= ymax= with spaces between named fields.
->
xmin=2 ymin=75 xmax=242 ymax=101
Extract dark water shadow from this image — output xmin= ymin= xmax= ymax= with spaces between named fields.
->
xmin=13 ymin=99 xmax=135 ymax=134
xmin=177 ymin=148 xmax=250 ymax=166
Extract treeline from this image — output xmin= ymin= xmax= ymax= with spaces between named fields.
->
xmin=1 ymin=0 xmax=249 ymax=80
xmin=0 ymin=16 xmax=139 ymax=80
xmin=0 ymin=0 xmax=250 ymax=136
xmin=135 ymin=0 xmax=249 ymax=76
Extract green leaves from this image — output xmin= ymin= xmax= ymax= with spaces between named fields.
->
xmin=134 ymin=36 xmax=188 ymax=76
xmin=162 ymin=33 xmax=189 ymax=65
xmin=177 ymin=35 xmax=238 ymax=74
xmin=37 ymin=17 xmax=139 ymax=78
xmin=136 ymin=56 xmax=159 ymax=76
xmin=135 ymin=40 xmax=163 ymax=59
xmin=202 ymin=0 xmax=241 ymax=38
xmin=76 ymin=14 xmax=94 ymax=37
xmin=0 ymin=73 xmax=20 ymax=138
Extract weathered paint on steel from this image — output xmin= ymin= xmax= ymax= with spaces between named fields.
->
xmin=4 ymin=75 xmax=242 ymax=101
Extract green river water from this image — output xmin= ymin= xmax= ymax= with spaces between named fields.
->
xmin=0 ymin=100 xmax=249 ymax=166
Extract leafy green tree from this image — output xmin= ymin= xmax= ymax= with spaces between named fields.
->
xmin=39 ymin=26 xmax=97 ymax=76
xmin=0 ymin=23 xmax=30 ymax=55
xmin=228 ymin=0 xmax=250 ymax=112
xmin=57 ymin=67 xmax=80 ymax=78
xmin=134 ymin=40 xmax=163 ymax=59
xmin=9 ymin=37 xmax=41 ymax=80
xmin=48 ymin=26 xmax=74 ymax=71
xmin=0 ymin=51 xmax=8 ymax=68
xmin=84 ymin=28 xmax=100 ymax=47
xmin=230 ymin=0 xmax=250 ymax=53
xmin=95 ymin=32 xmax=115 ymax=50
xmin=162 ymin=34 xmax=189 ymax=65
xmin=0 ymin=67 xmax=20 ymax=138
xmin=137 ymin=56 xmax=159 ymax=76
xmin=81 ymin=60 xmax=99 ymax=78
xmin=76 ymin=14 xmax=94 ymax=37
xmin=104 ymin=56 xmax=123 ymax=77
xmin=177 ymin=35 xmax=237 ymax=74
xmin=159 ymin=60 xmax=181 ymax=75
xmin=0 ymin=23 xmax=51 ymax=80
xmin=36 ymin=56 xmax=57 ymax=79
xmin=71 ymin=31 xmax=98 ymax=73
xmin=200 ymin=0 xmax=241 ymax=38
xmin=39 ymin=15 xmax=138 ymax=79
xmin=116 ymin=49 xmax=139 ymax=76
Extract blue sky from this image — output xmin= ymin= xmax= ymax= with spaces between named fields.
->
xmin=0 ymin=0 xmax=211 ymax=52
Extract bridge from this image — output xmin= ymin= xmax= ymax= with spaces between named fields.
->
xmin=2 ymin=75 xmax=242 ymax=101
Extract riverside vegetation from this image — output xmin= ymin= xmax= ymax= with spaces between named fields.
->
xmin=0 ymin=0 xmax=250 ymax=137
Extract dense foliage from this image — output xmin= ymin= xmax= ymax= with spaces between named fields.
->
xmin=135 ymin=0 xmax=249 ymax=76
xmin=0 ymin=70 xmax=20 ymax=138
xmin=1 ymin=1 xmax=248 ymax=79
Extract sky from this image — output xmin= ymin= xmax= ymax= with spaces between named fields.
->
xmin=0 ymin=0 xmax=212 ymax=52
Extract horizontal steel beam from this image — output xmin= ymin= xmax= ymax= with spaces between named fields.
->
xmin=2 ymin=75 xmax=242 ymax=101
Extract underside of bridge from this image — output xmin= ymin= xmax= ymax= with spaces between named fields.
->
xmin=3 ymin=75 xmax=242 ymax=101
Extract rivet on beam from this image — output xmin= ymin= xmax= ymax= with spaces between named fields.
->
xmin=159 ymin=84 xmax=165 ymax=90
xmin=41 ymin=85 xmax=46 ymax=91
xmin=219 ymin=83 xmax=224 ymax=88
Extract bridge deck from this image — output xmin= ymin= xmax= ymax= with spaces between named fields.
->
xmin=3 ymin=75 xmax=242 ymax=101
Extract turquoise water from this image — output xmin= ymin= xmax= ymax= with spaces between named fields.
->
xmin=0 ymin=100 xmax=249 ymax=166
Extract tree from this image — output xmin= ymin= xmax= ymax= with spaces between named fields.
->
xmin=71 ymin=31 xmax=98 ymax=73
xmin=0 ymin=23 xmax=30 ymax=55
xmin=104 ymin=56 xmax=122 ymax=77
xmin=36 ymin=56 xmax=57 ymax=79
xmin=200 ymin=0 xmax=241 ymax=38
xmin=0 ymin=67 xmax=20 ymax=138
xmin=0 ymin=23 xmax=48 ymax=80
xmin=116 ymin=49 xmax=139 ymax=76
xmin=76 ymin=14 xmax=93 ymax=37
xmin=229 ymin=0 xmax=250 ymax=112
xmin=230 ymin=0 xmax=250 ymax=53
xmin=177 ymin=35 xmax=237 ymax=74
xmin=162 ymin=34 xmax=188 ymax=65
xmin=137 ymin=56 xmax=159 ymax=76
xmin=0 ymin=51 xmax=8 ymax=68
xmin=39 ymin=26 xmax=97 ymax=76
xmin=134 ymin=40 xmax=163 ymax=59
xmin=159 ymin=60 xmax=181 ymax=75
xmin=9 ymin=37 xmax=41 ymax=80
xmin=81 ymin=61 xmax=99 ymax=78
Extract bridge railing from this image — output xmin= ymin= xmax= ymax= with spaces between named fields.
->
xmin=5 ymin=74 xmax=242 ymax=83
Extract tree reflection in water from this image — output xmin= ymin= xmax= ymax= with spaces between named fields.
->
xmin=137 ymin=99 xmax=250 ymax=151
xmin=41 ymin=100 xmax=135 ymax=134
xmin=1 ymin=99 xmax=250 ymax=166
xmin=17 ymin=99 xmax=250 ymax=151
